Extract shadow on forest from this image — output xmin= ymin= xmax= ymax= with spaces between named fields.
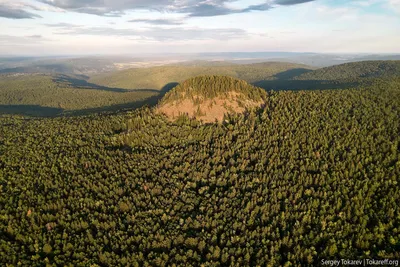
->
xmin=53 ymin=74 xmax=163 ymax=94
xmin=0 ymin=105 xmax=63 ymax=117
xmin=0 ymin=101 xmax=154 ymax=117
xmin=252 ymin=67 xmax=359 ymax=91
xmin=273 ymin=68 xmax=313 ymax=80
xmin=67 ymin=82 xmax=178 ymax=116
xmin=160 ymin=82 xmax=179 ymax=94
xmin=0 ymin=82 xmax=179 ymax=117
xmin=253 ymin=79 xmax=358 ymax=91
xmin=67 ymin=95 xmax=164 ymax=116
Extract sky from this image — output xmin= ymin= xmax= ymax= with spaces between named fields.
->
xmin=0 ymin=0 xmax=399 ymax=56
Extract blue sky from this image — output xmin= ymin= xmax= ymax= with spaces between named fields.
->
xmin=0 ymin=0 xmax=399 ymax=55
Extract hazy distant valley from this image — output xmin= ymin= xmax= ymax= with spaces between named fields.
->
xmin=1 ymin=52 xmax=400 ymax=77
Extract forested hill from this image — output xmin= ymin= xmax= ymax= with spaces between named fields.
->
xmin=160 ymin=75 xmax=267 ymax=103
xmin=296 ymin=60 xmax=400 ymax=81
xmin=89 ymin=62 xmax=313 ymax=90
xmin=157 ymin=76 xmax=267 ymax=123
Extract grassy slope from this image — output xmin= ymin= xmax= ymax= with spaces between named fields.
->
xmin=89 ymin=62 xmax=314 ymax=90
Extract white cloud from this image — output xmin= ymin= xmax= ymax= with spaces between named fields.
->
xmin=49 ymin=24 xmax=249 ymax=41
xmin=388 ymin=0 xmax=400 ymax=13
xmin=1 ymin=0 xmax=400 ymax=54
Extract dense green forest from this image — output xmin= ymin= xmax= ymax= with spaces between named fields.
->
xmin=0 ymin=70 xmax=399 ymax=266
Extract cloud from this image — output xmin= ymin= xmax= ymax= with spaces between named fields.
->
xmin=37 ymin=0 xmax=315 ymax=17
xmin=0 ymin=3 xmax=41 ymax=19
xmin=0 ymin=35 xmax=46 ymax=45
xmin=243 ymin=3 xmax=272 ymax=12
xmin=38 ymin=0 xmax=170 ymax=16
xmin=44 ymin=22 xmax=82 ymax=28
xmin=176 ymin=2 xmax=272 ymax=17
xmin=27 ymin=35 xmax=43 ymax=38
xmin=388 ymin=0 xmax=400 ymax=13
xmin=129 ymin=18 xmax=184 ymax=25
xmin=182 ymin=3 xmax=242 ymax=17
xmin=51 ymin=25 xmax=248 ymax=41
xmin=351 ymin=0 xmax=380 ymax=7
xmin=274 ymin=0 xmax=316 ymax=5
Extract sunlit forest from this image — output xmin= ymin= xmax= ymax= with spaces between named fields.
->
xmin=89 ymin=62 xmax=313 ymax=90
xmin=1 ymin=59 xmax=399 ymax=265
xmin=0 ymin=74 xmax=159 ymax=116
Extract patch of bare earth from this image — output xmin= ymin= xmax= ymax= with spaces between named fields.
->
xmin=156 ymin=92 xmax=264 ymax=123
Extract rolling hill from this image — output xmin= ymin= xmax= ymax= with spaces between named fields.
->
xmin=0 ymin=57 xmax=118 ymax=75
xmin=156 ymin=75 xmax=267 ymax=123
xmin=0 ymin=74 xmax=158 ymax=116
xmin=89 ymin=62 xmax=314 ymax=90
xmin=295 ymin=60 xmax=400 ymax=81
xmin=1 ymin=60 xmax=399 ymax=117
